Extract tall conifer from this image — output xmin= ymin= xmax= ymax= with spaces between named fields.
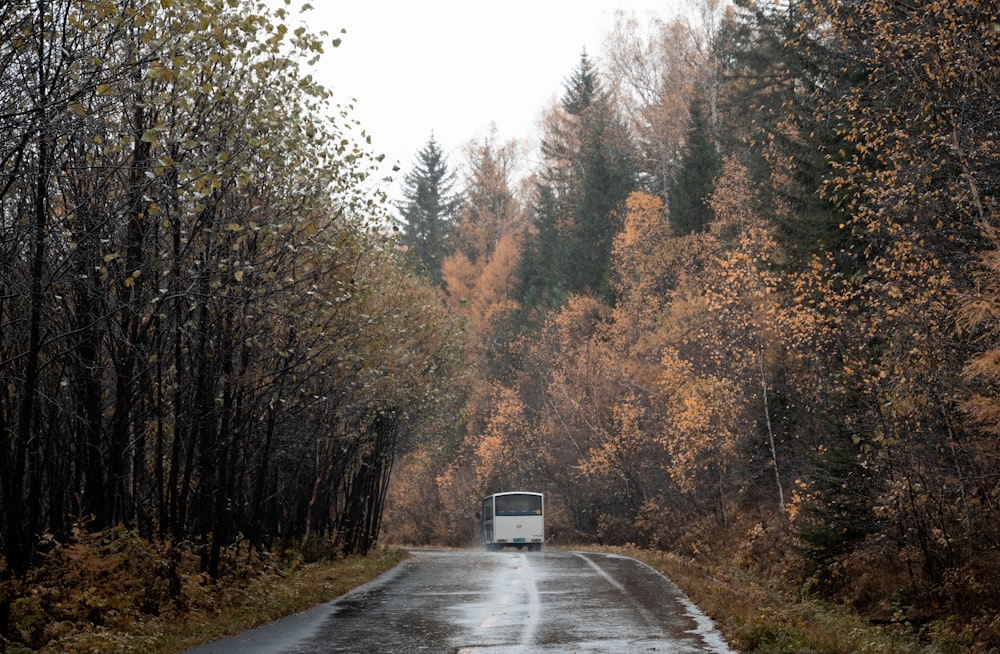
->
xmin=667 ymin=97 xmax=720 ymax=236
xmin=397 ymin=135 xmax=461 ymax=285
xmin=518 ymin=53 xmax=636 ymax=322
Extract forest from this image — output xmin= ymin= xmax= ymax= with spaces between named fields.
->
xmin=0 ymin=0 xmax=998 ymax=650
xmin=386 ymin=0 xmax=1000 ymax=647
xmin=0 ymin=0 xmax=466 ymax=643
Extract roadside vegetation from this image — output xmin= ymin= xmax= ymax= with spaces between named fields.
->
xmin=602 ymin=517 xmax=991 ymax=654
xmin=3 ymin=527 xmax=407 ymax=653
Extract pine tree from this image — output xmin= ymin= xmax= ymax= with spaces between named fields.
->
xmin=518 ymin=52 xmax=636 ymax=320
xmin=667 ymin=96 xmax=720 ymax=236
xmin=397 ymin=135 xmax=461 ymax=285
xmin=519 ymin=183 xmax=566 ymax=325
xmin=562 ymin=49 xmax=598 ymax=115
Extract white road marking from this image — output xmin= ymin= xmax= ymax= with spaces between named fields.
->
xmin=573 ymin=551 xmax=626 ymax=592
xmin=480 ymin=614 xmax=498 ymax=629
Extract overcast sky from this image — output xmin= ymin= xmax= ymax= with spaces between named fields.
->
xmin=289 ymin=1 xmax=680 ymax=196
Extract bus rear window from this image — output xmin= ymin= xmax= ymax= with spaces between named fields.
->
xmin=495 ymin=494 xmax=542 ymax=515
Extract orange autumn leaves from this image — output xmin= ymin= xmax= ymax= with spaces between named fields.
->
xmin=460 ymin=160 xmax=796 ymax=531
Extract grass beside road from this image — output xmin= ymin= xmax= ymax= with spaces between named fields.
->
xmin=151 ymin=546 xmax=409 ymax=654
xmin=3 ymin=528 xmax=408 ymax=654
xmin=594 ymin=544 xmax=966 ymax=654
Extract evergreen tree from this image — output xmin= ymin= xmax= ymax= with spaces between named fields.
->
xmin=562 ymin=49 xmax=598 ymax=115
xmin=519 ymin=183 xmax=566 ymax=324
xmin=715 ymin=1 xmax=848 ymax=264
xmin=667 ymin=96 xmax=720 ymax=236
xmin=518 ymin=52 xmax=636 ymax=320
xmin=397 ymin=135 xmax=461 ymax=285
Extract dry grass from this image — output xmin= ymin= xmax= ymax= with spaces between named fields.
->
xmin=582 ymin=539 xmax=999 ymax=654
xmin=2 ymin=527 xmax=408 ymax=654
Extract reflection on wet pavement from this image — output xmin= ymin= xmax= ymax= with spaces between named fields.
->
xmin=187 ymin=549 xmax=735 ymax=654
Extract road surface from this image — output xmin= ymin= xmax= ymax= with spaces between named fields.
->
xmin=186 ymin=549 xmax=735 ymax=653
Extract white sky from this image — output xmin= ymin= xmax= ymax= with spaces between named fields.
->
xmin=287 ymin=1 xmax=681 ymax=197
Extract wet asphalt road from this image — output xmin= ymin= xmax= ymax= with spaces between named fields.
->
xmin=186 ymin=549 xmax=735 ymax=654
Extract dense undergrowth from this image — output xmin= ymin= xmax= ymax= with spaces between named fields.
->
xmin=607 ymin=511 xmax=1000 ymax=654
xmin=0 ymin=527 xmax=407 ymax=654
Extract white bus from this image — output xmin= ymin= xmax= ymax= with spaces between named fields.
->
xmin=479 ymin=492 xmax=544 ymax=551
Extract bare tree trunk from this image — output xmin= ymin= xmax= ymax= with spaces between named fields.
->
xmin=756 ymin=339 xmax=785 ymax=513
